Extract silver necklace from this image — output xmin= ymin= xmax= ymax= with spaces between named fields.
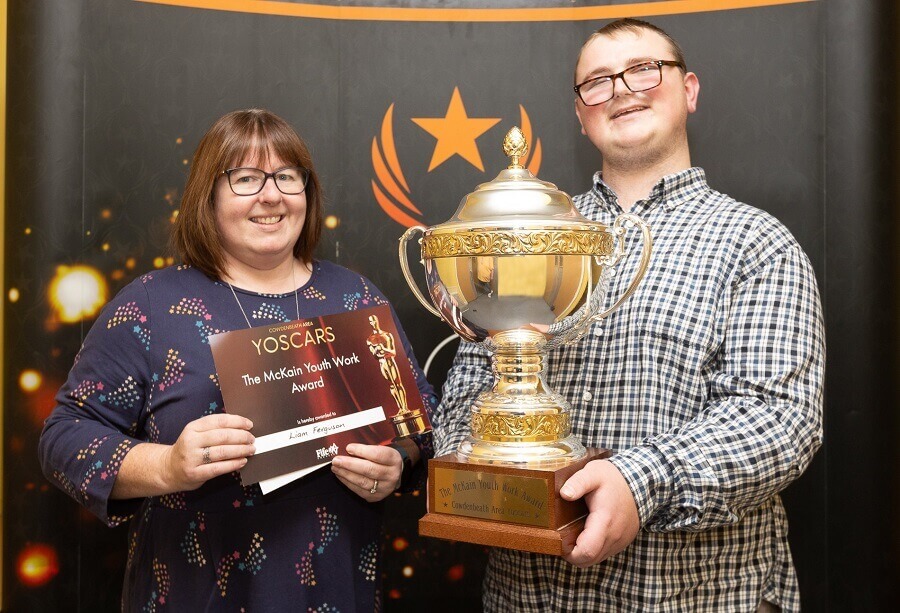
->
xmin=227 ymin=263 xmax=301 ymax=328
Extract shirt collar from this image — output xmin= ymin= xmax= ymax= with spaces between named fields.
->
xmin=591 ymin=167 xmax=709 ymax=213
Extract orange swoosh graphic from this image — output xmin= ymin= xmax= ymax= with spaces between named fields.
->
xmin=381 ymin=104 xmax=410 ymax=194
xmin=135 ymin=0 xmax=815 ymax=23
xmin=372 ymin=137 xmax=422 ymax=215
xmin=372 ymin=180 xmax=421 ymax=227
xmin=518 ymin=105 xmax=542 ymax=176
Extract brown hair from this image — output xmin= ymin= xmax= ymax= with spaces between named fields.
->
xmin=575 ymin=18 xmax=687 ymax=84
xmin=171 ymin=109 xmax=323 ymax=279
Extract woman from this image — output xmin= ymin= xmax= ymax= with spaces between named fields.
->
xmin=39 ymin=109 xmax=436 ymax=611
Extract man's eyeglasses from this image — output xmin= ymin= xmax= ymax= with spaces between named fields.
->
xmin=574 ymin=60 xmax=685 ymax=106
xmin=222 ymin=166 xmax=309 ymax=196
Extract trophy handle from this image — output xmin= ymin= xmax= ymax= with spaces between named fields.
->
xmin=591 ymin=213 xmax=653 ymax=322
xmin=399 ymin=226 xmax=443 ymax=319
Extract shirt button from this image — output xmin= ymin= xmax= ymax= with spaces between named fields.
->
xmin=593 ymin=326 xmax=604 ymax=337
xmin=582 ymin=391 xmax=593 ymax=402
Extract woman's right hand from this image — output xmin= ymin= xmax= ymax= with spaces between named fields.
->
xmin=161 ymin=414 xmax=256 ymax=492
xmin=111 ymin=413 xmax=256 ymax=499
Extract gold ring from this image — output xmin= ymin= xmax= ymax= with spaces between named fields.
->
xmin=369 ymin=479 xmax=378 ymax=494
xmin=202 ymin=447 xmax=211 ymax=464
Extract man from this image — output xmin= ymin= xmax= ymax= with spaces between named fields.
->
xmin=434 ymin=18 xmax=824 ymax=612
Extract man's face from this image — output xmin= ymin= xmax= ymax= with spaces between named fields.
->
xmin=574 ymin=29 xmax=698 ymax=168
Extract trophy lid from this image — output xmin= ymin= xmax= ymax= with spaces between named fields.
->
xmin=433 ymin=126 xmax=591 ymax=231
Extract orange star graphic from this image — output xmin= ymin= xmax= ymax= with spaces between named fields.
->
xmin=412 ymin=87 xmax=501 ymax=172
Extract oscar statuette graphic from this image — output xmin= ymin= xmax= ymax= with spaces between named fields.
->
xmin=399 ymin=127 xmax=652 ymax=555
xmin=366 ymin=314 xmax=428 ymax=437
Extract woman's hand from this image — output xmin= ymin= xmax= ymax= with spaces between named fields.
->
xmin=161 ymin=414 xmax=256 ymax=492
xmin=330 ymin=443 xmax=402 ymax=502
xmin=112 ymin=413 xmax=255 ymax=499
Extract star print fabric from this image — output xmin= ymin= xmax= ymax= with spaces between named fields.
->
xmin=40 ymin=260 xmax=437 ymax=611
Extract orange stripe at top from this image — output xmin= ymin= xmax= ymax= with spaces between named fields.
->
xmin=135 ymin=0 xmax=816 ymax=23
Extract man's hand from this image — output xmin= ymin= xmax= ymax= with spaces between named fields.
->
xmin=560 ymin=459 xmax=641 ymax=567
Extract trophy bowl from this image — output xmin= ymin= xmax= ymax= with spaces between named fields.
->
xmin=400 ymin=127 xmax=652 ymax=469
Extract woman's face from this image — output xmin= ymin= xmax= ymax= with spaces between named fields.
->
xmin=213 ymin=152 xmax=307 ymax=274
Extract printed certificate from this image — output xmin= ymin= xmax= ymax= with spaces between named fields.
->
xmin=209 ymin=304 xmax=430 ymax=489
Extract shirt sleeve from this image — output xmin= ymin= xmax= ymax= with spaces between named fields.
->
xmin=38 ymin=279 xmax=153 ymax=526
xmin=433 ymin=340 xmax=494 ymax=458
xmin=609 ymin=241 xmax=825 ymax=532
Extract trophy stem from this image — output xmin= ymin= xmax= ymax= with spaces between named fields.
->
xmin=457 ymin=329 xmax=586 ymax=467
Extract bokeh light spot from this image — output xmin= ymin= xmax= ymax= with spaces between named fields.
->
xmin=19 ymin=370 xmax=42 ymax=393
xmin=164 ymin=187 xmax=179 ymax=206
xmin=446 ymin=564 xmax=465 ymax=582
xmin=153 ymin=257 xmax=165 ymax=269
xmin=49 ymin=265 xmax=108 ymax=323
xmin=402 ymin=565 xmax=414 ymax=578
xmin=388 ymin=589 xmax=401 ymax=600
xmin=101 ymin=209 xmax=112 ymax=220
xmin=176 ymin=137 xmax=183 ymax=144
xmin=102 ymin=243 xmax=110 ymax=252
xmin=9 ymin=288 xmax=20 ymax=302
xmin=126 ymin=258 xmax=136 ymax=270
xmin=17 ymin=544 xmax=59 ymax=588
xmin=392 ymin=537 xmax=408 ymax=552
xmin=324 ymin=215 xmax=340 ymax=230
xmin=24 ymin=227 xmax=32 ymax=235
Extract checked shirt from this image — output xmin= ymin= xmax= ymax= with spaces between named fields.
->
xmin=433 ymin=168 xmax=825 ymax=612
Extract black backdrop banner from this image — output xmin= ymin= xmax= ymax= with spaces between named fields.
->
xmin=5 ymin=0 xmax=899 ymax=610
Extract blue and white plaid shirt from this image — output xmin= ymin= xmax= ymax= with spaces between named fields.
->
xmin=434 ymin=168 xmax=825 ymax=612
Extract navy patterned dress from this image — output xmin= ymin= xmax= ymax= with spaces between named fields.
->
xmin=39 ymin=261 xmax=436 ymax=612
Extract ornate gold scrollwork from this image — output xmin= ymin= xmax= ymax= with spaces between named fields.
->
xmin=471 ymin=412 xmax=570 ymax=443
xmin=422 ymin=228 xmax=614 ymax=259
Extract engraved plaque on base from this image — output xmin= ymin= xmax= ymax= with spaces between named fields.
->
xmin=419 ymin=449 xmax=611 ymax=555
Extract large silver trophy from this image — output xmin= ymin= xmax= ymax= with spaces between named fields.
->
xmin=401 ymin=128 xmax=652 ymax=554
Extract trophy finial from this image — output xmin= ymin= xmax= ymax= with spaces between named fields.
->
xmin=503 ymin=126 xmax=529 ymax=169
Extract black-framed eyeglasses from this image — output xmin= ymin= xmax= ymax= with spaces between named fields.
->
xmin=222 ymin=166 xmax=309 ymax=196
xmin=574 ymin=60 xmax=685 ymax=106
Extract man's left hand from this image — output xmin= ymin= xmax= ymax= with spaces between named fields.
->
xmin=560 ymin=459 xmax=641 ymax=567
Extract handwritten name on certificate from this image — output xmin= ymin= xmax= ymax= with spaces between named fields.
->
xmin=209 ymin=304 xmax=430 ymax=488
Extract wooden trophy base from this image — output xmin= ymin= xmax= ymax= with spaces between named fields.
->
xmin=419 ymin=448 xmax=611 ymax=556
